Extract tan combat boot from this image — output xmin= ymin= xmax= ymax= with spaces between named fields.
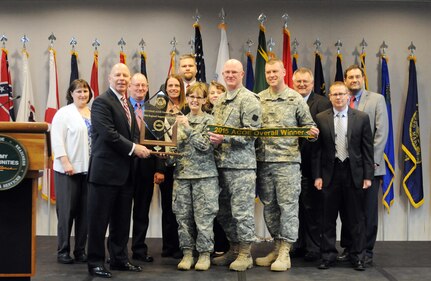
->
xmin=212 ymin=243 xmax=239 ymax=266
xmin=270 ymin=240 xmax=291 ymax=271
xmin=255 ymin=239 xmax=280 ymax=266
xmin=177 ymin=249 xmax=194 ymax=270
xmin=195 ymin=252 xmax=211 ymax=271
xmin=229 ymin=243 xmax=253 ymax=271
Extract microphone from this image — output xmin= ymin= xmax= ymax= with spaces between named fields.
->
xmin=0 ymin=95 xmax=21 ymax=109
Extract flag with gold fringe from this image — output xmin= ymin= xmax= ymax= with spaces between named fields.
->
xmin=90 ymin=50 xmax=99 ymax=98
xmin=0 ymin=48 xmax=15 ymax=121
xmin=381 ymin=55 xmax=395 ymax=212
xmin=335 ymin=54 xmax=343 ymax=82
xmin=253 ymin=24 xmax=268 ymax=93
xmin=401 ymin=55 xmax=423 ymax=208
xmin=360 ymin=52 xmax=369 ymax=90
xmin=70 ymin=50 xmax=79 ymax=85
xmin=282 ymin=26 xmax=293 ymax=88
xmin=314 ymin=52 xmax=326 ymax=96
xmin=167 ymin=50 xmax=176 ymax=76
xmin=16 ymin=49 xmax=36 ymax=122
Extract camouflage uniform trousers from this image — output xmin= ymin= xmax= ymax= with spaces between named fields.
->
xmin=172 ymin=177 xmax=219 ymax=253
xmin=217 ymin=169 xmax=256 ymax=243
xmin=257 ymin=162 xmax=301 ymax=243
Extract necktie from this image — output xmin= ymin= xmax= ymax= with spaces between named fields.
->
xmin=136 ymin=103 xmax=143 ymax=129
xmin=349 ymin=96 xmax=356 ymax=109
xmin=121 ymin=96 xmax=132 ymax=127
xmin=335 ymin=113 xmax=348 ymax=161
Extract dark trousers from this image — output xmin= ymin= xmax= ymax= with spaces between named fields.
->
xmin=159 ymin=166 xmax=180 ymax=253
xmin=54 ymin=171 xmax=88 ymax=257
xmin=87 ymin=181 xmax=134 ymax=267
xmin=340 ymin=176 xmax=381 ymax=258
xmin=296 ymin=175 xmax=322 ymax=254
xmin=131 ymin=158 xmax=155 ymax=257
xmin=320 ymin=160 xmax=366 ymax=263
xmin=213 ymin=218 xmax=229 ymax=252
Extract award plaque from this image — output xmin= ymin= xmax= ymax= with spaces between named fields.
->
xmin=139 ymin=90 xmax=179 ymax=155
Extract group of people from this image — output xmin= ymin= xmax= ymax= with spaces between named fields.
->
xmin=49 ymin=52 xmax=388 ymax=278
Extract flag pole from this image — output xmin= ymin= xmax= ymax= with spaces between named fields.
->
xmin=380 ymin=41 xmax=389 ymax=242
xmin=47 ymin=33 xmax=56 ymax=235
xmin=405 ymin=41 xmax=416 ymax=242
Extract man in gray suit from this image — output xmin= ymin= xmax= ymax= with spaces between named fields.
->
xmin=337 ymin=65 xmax=389 ymax=265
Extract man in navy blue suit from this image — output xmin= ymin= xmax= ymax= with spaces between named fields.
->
xmin=87 ymin=63 xmax=151 ymax=278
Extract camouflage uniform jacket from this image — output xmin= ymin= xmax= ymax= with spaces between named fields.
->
xmin=173 ymin=112 xmax=218 ymax=179
xmin=213 ymin=86 xmax=262 ymax=169
xmin=256 ymin=87 xmax=316 ymax=163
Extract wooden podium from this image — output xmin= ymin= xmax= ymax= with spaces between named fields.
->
xmin=0 ymin=122 xmax=48 ymax=281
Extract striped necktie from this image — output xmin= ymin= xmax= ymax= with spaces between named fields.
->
xmin=121 ymin=96 xmax=132 ymax=127
xmin=136 ymin=103 xmax=143 ymax=129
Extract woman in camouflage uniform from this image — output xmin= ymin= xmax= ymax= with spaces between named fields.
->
xmin=170 ymin=82 xmax=219 ymax=271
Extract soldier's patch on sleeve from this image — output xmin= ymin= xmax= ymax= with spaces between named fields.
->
xmin=252 ymin=114 xmax=259 ymax=121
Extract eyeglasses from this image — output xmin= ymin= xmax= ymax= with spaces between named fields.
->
xmin=187 ymin=95 xmax=205 ymax=100
xmin=132 ymin=83 xmax=148 ymax=88
xmin=330 ymin=93 xmax=348 ymax=97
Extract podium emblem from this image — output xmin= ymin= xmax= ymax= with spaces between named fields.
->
xmin=0 ymin=135 xmax=29 ymax=191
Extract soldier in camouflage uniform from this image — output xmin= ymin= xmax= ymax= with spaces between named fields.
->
xmin=255 ymin=59 xmax=319 ymax=271
xmin=209 ymin=59 xmax=262 ymax=272
xmin=170 ymin=82 xmax=219 ymax=271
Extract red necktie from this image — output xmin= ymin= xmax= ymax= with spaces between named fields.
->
xmin=121 ymin=96 xmax=132 ymax=127
xmin=349 ymin=96 xmax=356 ymax=109
xmin=136 ymin=103 xmax=143 ymax=129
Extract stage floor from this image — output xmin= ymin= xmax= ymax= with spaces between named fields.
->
xmin=32 ymin=236 xmax=430 ymax=281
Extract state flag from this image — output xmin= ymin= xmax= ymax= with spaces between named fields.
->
xmin=0 ymin=48 xmax=15 ymax=121
xmin=401 ymin=56 xmax=424 ymax=208
xmin=16 ymin=49 xmax=36 ymax=122
xmin=215 ymin=22 xmax=229 ymax=86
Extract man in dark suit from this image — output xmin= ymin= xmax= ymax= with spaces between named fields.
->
xmin=128 ymin=73 xmax=166 ymax=263
xmin=338 ymin=65 xmax=389 ymax=265
xmin=87 ymin=63 xmax=151 ymax=278
xmin=292 ymin=68 xmax=332 ymax=261
xmin=312 ymin=82 xmax=374 ymax=271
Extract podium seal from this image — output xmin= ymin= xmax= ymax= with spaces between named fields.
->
xmin=0 ymin=135 xmax=29 ymax=191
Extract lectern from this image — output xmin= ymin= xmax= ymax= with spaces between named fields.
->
xmin=0 ymin=122 xmax=48 ymax=281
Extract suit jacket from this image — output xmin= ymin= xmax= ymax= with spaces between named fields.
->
xmin=312 ymin=107 xmax=374 ymax=189
xmin=300 ymin=92 xmax=332 ymax=177
xmin=356 ymin=90 xmax=389 ymax=176
xmin=88 ymin=88 xmax=139 ymax=186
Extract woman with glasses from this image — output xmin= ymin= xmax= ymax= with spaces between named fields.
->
xmin=169 ymin=82 xmax=219 ymax=271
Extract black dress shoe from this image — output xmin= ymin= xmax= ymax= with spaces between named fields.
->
xmin=336 ymin=249 xmax=350 ymax=262
xmin=132 ymin=254 xmax=154 ymax=262
xmin=172 ymin=250 xmax=183 ymax=259
xmin=318 ymin=260 xmax=335 ymax=270
xmin=364 ymin=256 xmax=373 ymax=265
xmin=353 ymin=260 xmax=365 ymax=271
xmin=74 ymin=253 xmax=88 ymax=263
xmin=88 ymin=266 xmax=112 ymax=278
xmin=57 ymin=253 xmax=74 ymax=264
xmin=110 ymin=261 xmax=142 ymax=272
